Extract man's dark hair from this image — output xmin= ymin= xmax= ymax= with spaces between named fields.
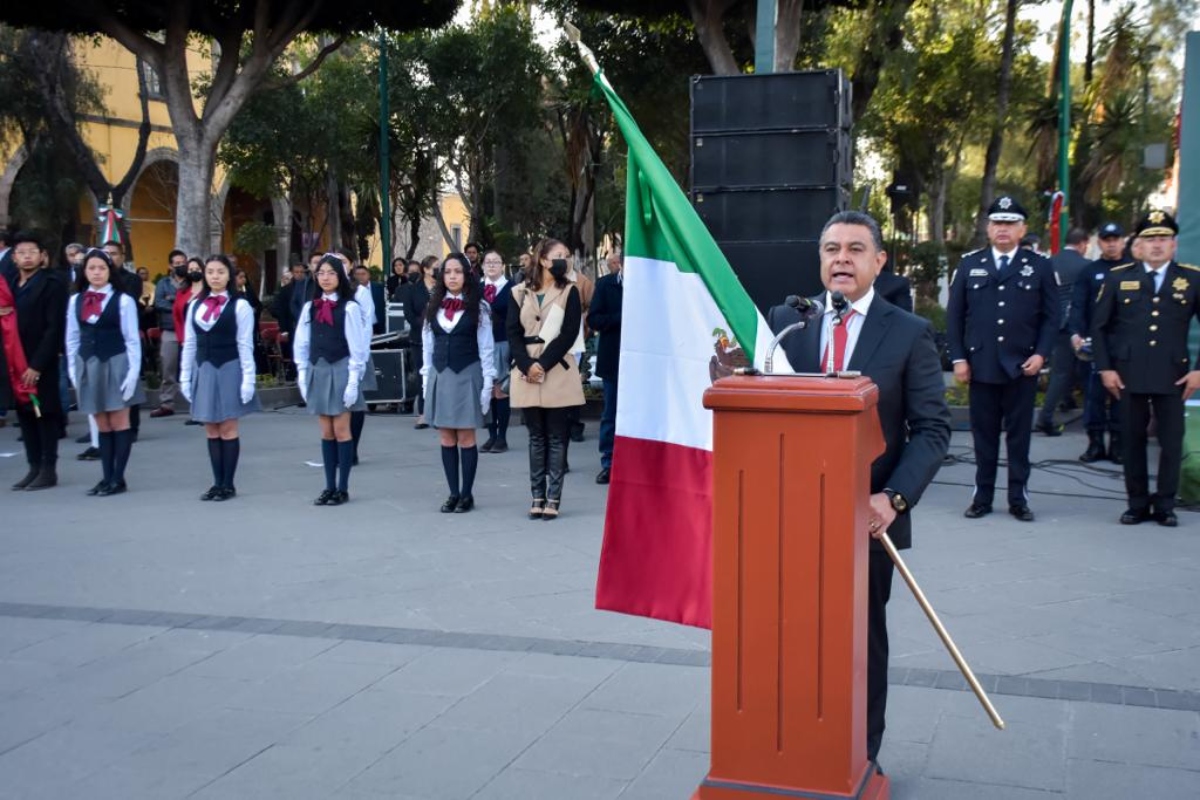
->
xmin=465 ymin=241 xmax=482 ymax=252
xmin=11 ymin=230 xmax=44 ymax=251
xmin=1020 ymin=234 xmax=1040 ymax=249
xmin=337 ymin=246 xmax=356 ymax=263
xmin=1065 ymin=228 xmax=1088 ymax=246
xmin=168 ymin=248 xmax=187 ymax=262
xmin=102 ymin=239 xmax=124 ymax=252
xmin=820 ymin=211 xmax=884 ymax=252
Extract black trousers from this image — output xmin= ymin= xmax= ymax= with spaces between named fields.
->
xmin=1120 ymin=391 xmax=1183 ymax=513
xmin=16 ymin=405 xmax=61 ymax=469
xmin=867 ymin=548 xmax=895 ymax=763
xmin=1039 ymin=332 xmax=1083 ymax=425
xmin=524 ymin=406 xmax=570 ymax=501
xmin=969 ymin=376 xmax=1037 ymax=506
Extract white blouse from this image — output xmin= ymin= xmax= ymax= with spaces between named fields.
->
xmin=179 ymin=291 xmax=257 ymax=385
xmin=293 ymin=294 xmax=368 ymax=383
xmin=64 ymin=285 xmax=142 ymax=384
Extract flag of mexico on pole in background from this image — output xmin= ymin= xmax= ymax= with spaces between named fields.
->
xmin=583 ymin=46 xmax=794 ymax=629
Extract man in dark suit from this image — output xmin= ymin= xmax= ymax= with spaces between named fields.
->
xmin=352 ymin=265 xmax=387 ymax=335
xmin=272 ymin=262 xmax=312 ymax=380
xmin=1092 ymin=210 xmax=1199 ymax=527
xmin=1037 ymin=228 xmax=1091 ymax=435
xmin=767 ymin=210 xmax=950 ymax=770
xmin=1072 ymin=223 xmax=1127 ymax=463
xmin=872 ymin=264 xmax=913 ymax=313
xmin=589 ymin=251 xmax=624 ymax=484
xmin=4 ymin=232 xmax=68 ymax=490
xmin=947 ymin=196 xmax=1059 ymax=521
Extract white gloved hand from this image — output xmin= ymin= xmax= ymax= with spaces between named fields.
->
xmin=240 ymin=382 xmax=255 ymax=405
xmin=120 ymin=372 xmax=138 ymax=402
xmin=481 ymin=380 xmax=493 ymax=416
xmin=297 ymin=370 xmax=309 ymax=403
xmin=68 ymin=367 xmax=78 ymax=390
xmin=343 ymin=380 xmax=360 ymax=409
xmin=180 ymin=375 xmax=193 ymax=403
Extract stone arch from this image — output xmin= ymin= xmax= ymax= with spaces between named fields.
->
xmin=0 ymin=147 xmax=29 ymax=228
xmin=119 ymin=147 xmax=180 ymax=216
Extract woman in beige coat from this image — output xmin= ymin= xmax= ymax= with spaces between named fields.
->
xmin=506 ymin=239 xmax=584 ymax=520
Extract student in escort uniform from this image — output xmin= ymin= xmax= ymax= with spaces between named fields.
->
xmin=507 ymin=239 xmax=585 ymax=521
xmin=1092 ymin=211 xmax=1200 ymax=527
xmin=179 ymin=255 xmax=261 ymax=501
xmin=294 ymin=256 xmax=367 ymax=506
xmin=422 ymin=253 xmax=496 ymax=514
xmin=65 ymin=249 xmax=145 ymax=496
xmin=480 ymin=249 xmax=514 ymax=453
xmin=333 ymin=249 xmax=376 ymax=465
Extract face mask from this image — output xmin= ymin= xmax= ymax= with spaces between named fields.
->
xmin=550 ymin=258 xmax=569 ymax=279
xmin=173 ymin=265 xmax=189 ymax=278
xmin=187 ymin=271 xmax=204 ymax=283
xmin=407 ymin=273 xmax=420 ymax=283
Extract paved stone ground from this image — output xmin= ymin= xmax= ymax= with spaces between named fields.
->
xmin=0 ymin=408 xmax=1197 ymax=799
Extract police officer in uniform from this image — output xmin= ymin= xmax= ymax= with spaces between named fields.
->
xmin=947 ymin=196 xmax=1059 ymax=521
xmin=1091 ymin=211 xmax=1200 ymax=527
xmin=1071 ymin=223 xmax=1127 ymax=463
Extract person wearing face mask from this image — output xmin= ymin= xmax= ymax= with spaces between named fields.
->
xmin=480 ymin=249 xmax=514 ymax=453
xmin=149 ymin=249 xmax=188 ymax=418
xmin=173 ymin=258 xmax=207 ymax=426
xmin=179 ymin=255 xmax=261 ymax=500
xmin=421 ymin=253 xmax=496 ymax=513
xmin=507 ymin=238 xmax=585 ymax=520
xmin=295 ymin=256 xmax=368 ymax=505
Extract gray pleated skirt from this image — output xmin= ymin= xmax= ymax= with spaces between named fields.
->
xmin=189 ymin=360 xmax=261 ymax=423
xmin=427 ymin=361 xmax=484 ymax=429
xmin=361 ymin=353 xmax=378 ymax=392
xmin=305 ymin=357 xmax=367 ymax=415
xmin=75 ymin=353 xmax=146 ymax=414
xmin=492 ymin=341 xmax=511 ymax=394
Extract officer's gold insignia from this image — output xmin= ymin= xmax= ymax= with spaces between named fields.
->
xmin=1172 ymin=277 xmax=1189 ymax=292
xmin=1149 ymin=211 xmax=1166 ymax=224
xmin=1120 ymin=280 xmax=1141 ymax=290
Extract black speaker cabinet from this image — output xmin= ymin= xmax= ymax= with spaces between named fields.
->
xmin=694 ymin=186 xmax=850 ymax=242
xmin=691 ymin=70 xmax=852 ymax=133
xmin=362 ymin=349 xmax=409 ymax=405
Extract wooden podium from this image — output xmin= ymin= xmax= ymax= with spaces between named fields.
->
xmin=696 ymin=375 xmax=889 ymax=800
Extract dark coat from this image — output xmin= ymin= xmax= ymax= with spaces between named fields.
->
xmin=588 ymin=273 xmax=623 ymax=381
xmin=1049 ymin=248 xmax=1090 ymax=330
xmin=766 ymin=294 xmax=951 ymax=550
xmin=404 ymin=281 xmax=432 ymax=335
xmin=482 ymin=279 xmax=514 ymax=344
xmin=873 ymin=270 xmax=913 ymax=313
xmin=1091 ymin=260 xmax=1200 ymax=395
xmin=368 ymin=281 xmax=386 ymax=335
xmin=1069 ymin=257 xmax=1126 ymax=339
xmin=271 ymin=277 xmax=311 ymax=338
xmin=6 ymin=269 xmax=68 ymax=413
xmin=946 ymin=247 xmax=1059 ymax=384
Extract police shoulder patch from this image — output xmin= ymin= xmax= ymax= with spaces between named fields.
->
xmin=1177 ymin=263 xmax=1200 ymax=272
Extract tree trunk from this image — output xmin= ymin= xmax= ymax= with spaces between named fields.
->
xmin=774 ymin=0 xmax=804 ymax=72
xmin=850 ymin=0 xmax=916 ymax=123
xmin=927 ymin=162 xmax=948 ymax=250
xmin=1085 ymin=0 xmax=1095 ymax=85
xmin=173 ymin=138 xmax=218 ymax=257
xmin=687 ymin=0 xmax=740 ymax=75
xmin=972 ymin=0 xmax=1019 ymax=248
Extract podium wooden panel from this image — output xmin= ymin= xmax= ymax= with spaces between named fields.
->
xmin=696 ymin=375 xmax=889 ymax=800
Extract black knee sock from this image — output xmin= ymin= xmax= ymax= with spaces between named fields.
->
xmin=207 ymin=438 xmax=223 ymax=486
xmin=98 ymin=431 xmax=115 ymax=484
xmin=488 ymin=400 xmax=499 ymax=438
xmin=321 ymin=439 xmax=337 ymax=491
xmin=350 ymin=411 xmax=365 ymax=458
xmin=460 ymin=446 xmax=479 ymax=497
xmin=495 ymin=398 xmax=511 ymax=439
xmin=112 ymin=429 xmax=134 ymax=483
xmin=337 ymin=440 xmax=354 ymax=492
xmin=441 ymin=445 xmax=460 ymax=496
xmin=220 ymin=438 xmax=240 ymax=489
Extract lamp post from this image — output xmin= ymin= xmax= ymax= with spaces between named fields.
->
xmin=755 ymin=0 xmax=777 ymax=74
xmin=379 ymin=31 xmax=391 ymax=267
xmin=1058 ymin=0 xmax=1073 ymax=250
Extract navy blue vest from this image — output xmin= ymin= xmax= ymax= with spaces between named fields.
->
xmin=431 ymin=313 xmax=480 ymax=373
xmin=78 ymin=292 xmax=124 ymax=361
xmin=308 ymin=302 xmax=350 ymax=364
xmin=192 ymin=298 xmax=239 ymax=367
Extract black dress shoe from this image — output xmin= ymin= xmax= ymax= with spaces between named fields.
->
xmin=1120 ymin=508 xmax=1151 ymax=525
xmin=86 ymin=480 xmax=109 ymax=496
xmin=595 ymin=468 xmax=610 ymax=484
xmin=25 ymin=469 xmax=57 ymax=490
xmin=480 ymin=437 xmax=496 ymax=453
xmin=74 ymin=434 xmax=91 ymax=444
xmin=97 ymin=480 xmax=127 ymax=496
xmin=184 ymin=419 xmax=203 ymax=426
xmin=12 ymin=468 xmax=39 ymax=490
xmin=200 ymin=485 xmax=222 ymax=501
xmin=314 ymin=489 xmax=336 ymax=506
xmin=1009 ymin=505 xmax=1035 ymax=522
xmin=211 ymin=487 xmax=236 ymax=502
xmin=963 ymin=503 xmax=992 ymax=519
xmin=440 ymin=495 xmax=459 ymax=513
xmin=1156 ymin=509 xmax=1179 ymax=527
xmin=1035 ymin=421 xmax=1064 ymax=437
xmin=77 ymin=447 xmax=100 ymax=461
xmin=326 ymin=490 xmax=349 ymax=506
xmin=490 ymin=438 xmax=508 ymax=453
xmin=454 ymin=495 xmax=475 ymax=513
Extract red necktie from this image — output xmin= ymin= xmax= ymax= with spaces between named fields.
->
xmin=442 ymin=297 xmax=464 ymax=322
xmin=81 ymin=291 xmax=106 ymax=320
xmin=201 ymin=295 xmax=227 ymax=322
xmin=822 ymin=309 xmax=857 ymax=372
xmin=483 ymin=283 xmax=497 ymax=304
xmin=313 ymin=298 xmax=335 ymax=326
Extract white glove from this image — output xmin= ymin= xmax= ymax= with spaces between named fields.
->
xmin=240 ymin=382 xmax=255 ymax=405
xmin=297 ymin=370 xmax=309 ymax=403
xmin=481 ymin=380 xmax=493 ymax=416
xmin=120 ymin=372 xmax=138 ymax=402
xmin=420 ymin=365 xmax=429 ymax=399
xmin=68 ymin=366 xmax=78 ymax=390
xmin=343 ymin=379 xmax=360 ymax=409
xmin=181 ymin=375 xmax=193 ymax=403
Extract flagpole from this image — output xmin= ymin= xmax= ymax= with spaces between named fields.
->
xmin=880 ymin=532 xmax=1006 ymax=730
xmin=564 ymin=22 xmax=600 ymax=76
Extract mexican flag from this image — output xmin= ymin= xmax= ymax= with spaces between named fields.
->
xmin=593 ymin=71 xmax=791 ymax=629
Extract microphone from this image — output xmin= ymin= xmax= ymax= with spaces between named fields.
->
xmin=830 ymin=291 xmax=849 ymax=323
xmin=765 ymin=296 xmax=825 ymax=374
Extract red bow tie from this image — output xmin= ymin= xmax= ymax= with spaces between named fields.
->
xmin=313 ymin=298 xmax=335 ymax=326
xmin=442 ymin=297 xmax=464 ymax=322
xmin=483 ymin=284 xmax=497 ymax=304
xmin=81 ymin=291 xmax=106 ymax=319
xmin=201 ymin=295 xmax=227 ymax=322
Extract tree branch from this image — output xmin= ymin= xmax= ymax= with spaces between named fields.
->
xmin=269 ymin=36 xmax=347 ymax=89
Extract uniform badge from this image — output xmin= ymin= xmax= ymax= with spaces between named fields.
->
xmin=998 ymin=197 xmax=1013 ymax=210
xmin=1149 ymin=210 xmax=1166 ymax=224
xmin=1094 ymin=272 xmax=1104 ymax=281
xmin=969 ymin=268 xmax=989 ymax=277
xmin=1172 ymin=277 xmax=1189 ymax=292
xmin=1120 ymin=281 xmax=1141 ymax=290
xmin=1019 ymin=265 xmax=1033 ymax=277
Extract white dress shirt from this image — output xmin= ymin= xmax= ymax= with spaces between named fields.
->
xmin=992 ymin=247 xmax=1019 ymax=270
xmin=179 ymin=291 xmax=256 ymax=387
xmin=293 ymin=293 xmax=368 ymax=383
xmin=64 ymin=284 xmax=142 ymax=386
xmin=1144 ymin=263 xmax=1167 ymax=293
xmin=819 ymin=287 xmax=875 ymax=371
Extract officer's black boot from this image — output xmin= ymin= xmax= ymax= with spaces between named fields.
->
xmin=1080 ymin=431 xmax=1106 ymax=463
xmin=1108 ymin=431 xmax=1123 ymax=465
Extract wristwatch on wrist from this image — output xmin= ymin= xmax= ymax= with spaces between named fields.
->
xmin=883 ymin=489 xmax=909 ymax=514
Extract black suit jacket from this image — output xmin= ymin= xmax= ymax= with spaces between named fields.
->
xmin=6 ymin=269 xmax=68 ymax=412
xmin=873 ymin=270 xmax=913 ymax=313
xmin=588 ymin=273 xmax=623 ymax=381
xmin=766 ymin=294 xmax=951 ymax=550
